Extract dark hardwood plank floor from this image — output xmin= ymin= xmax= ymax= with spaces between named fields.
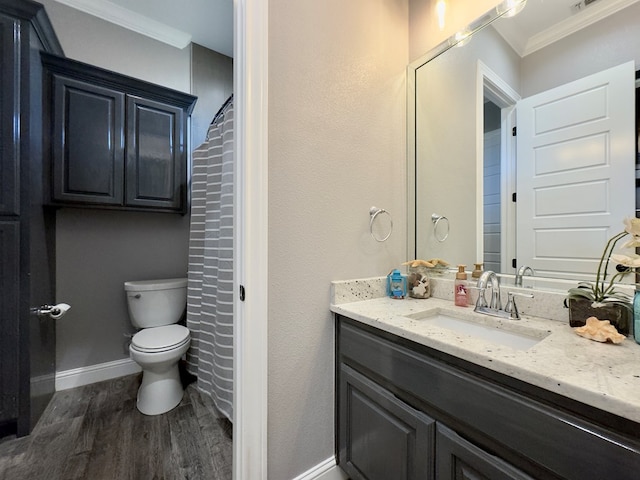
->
xmin=0 ymin=374 xmax=232 ymax=480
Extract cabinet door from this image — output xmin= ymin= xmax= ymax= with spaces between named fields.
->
xmin=0 ymin=14 xmax=19 ymax=215
xmin=0 ymin=222 xmax=19 ymax=424
xmin=436 ymin=424 xmax=534 ymax=480
xmin=339 ymin=364 xmax=435 ymax=480
xmin=51 ymin=75 xmax=125 ymax=205
xmin=125 ymin=95 xmax=185 ymax=211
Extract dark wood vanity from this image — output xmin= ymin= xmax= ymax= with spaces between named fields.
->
xmin=337 ymin=315 xmax=640 ymax=480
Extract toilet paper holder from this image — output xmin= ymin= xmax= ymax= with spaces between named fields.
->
xmin=32 ymin=303 xmax=71 ymax=319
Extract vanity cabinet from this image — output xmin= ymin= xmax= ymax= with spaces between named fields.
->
xmin=339 ymin=363 xmax=435 ymax=479
xmin=41 ymin=53 xmax=197 ymax=214
xmin=336 ymin=315 xmax=640 ymax=480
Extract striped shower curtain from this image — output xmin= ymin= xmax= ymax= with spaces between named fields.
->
xmin=186 ymin=96 xmax=234 ymax=421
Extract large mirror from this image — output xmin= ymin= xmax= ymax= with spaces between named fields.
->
xmin=409 ymin=0 xmax=640 ymax=289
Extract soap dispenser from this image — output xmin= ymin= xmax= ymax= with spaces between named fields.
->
xmin=472 ymin=263 xmax=483 ymax=279
xmin=454 ymin=265 xmax=469 ymax=307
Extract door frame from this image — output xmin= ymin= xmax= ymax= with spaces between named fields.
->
xmin=476 ymin=61 xmax=520 ymax=274
xmin=233 ymin=0 xmax=269 ymax=478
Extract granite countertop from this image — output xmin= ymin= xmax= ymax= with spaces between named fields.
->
xmin=330 ymin=277 xmax=640 ymax=424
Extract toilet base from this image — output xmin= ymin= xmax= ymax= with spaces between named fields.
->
xmin=136 ymin=364 xmax=184 ymax=415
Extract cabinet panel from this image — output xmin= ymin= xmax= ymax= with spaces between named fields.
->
xmin=339 ymin=364 xmax=435 ymax=480
xmin=436 ymin=425 xmax=533 ymax=480
xmin=52 ymin=75 xmax=124 ymax=205
xmin=0 ymin=221 xmax=19 ymax=424
xmin=0 ymin=14 xmax=19 ymax=216
xmin=125 ymin=95 xmax=184 ymax=210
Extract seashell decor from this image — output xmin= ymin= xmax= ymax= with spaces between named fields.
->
xmin=573 ymin=316 xmax=625 ymax=344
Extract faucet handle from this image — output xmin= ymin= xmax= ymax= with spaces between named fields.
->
xmin=504 ymin=292 xmax=534 ymax=320
xmin=468 ymin=286 xmax=488 ymax=308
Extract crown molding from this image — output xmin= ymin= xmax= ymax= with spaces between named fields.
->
xmin=522 ymin=0 xmax=638 ymax=56
xmin=54 ymin=0 xmax=191 ymax=49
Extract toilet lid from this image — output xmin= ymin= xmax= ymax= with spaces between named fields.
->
xmin=131 ymin=325 xmax=190 ymax=353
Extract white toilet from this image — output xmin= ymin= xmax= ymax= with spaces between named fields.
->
xmin=124 ymin=277 xmax=190 ymax=415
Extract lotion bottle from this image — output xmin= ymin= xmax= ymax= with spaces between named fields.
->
xmin=454 ymin=265 xmax=469 ymax=307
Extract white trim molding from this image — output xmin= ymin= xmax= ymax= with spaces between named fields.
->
xmin=291 ymin=457 xmax=349 ymax=480
xmin=233 ymin=0 xmax=269 ymax=478
xmin=55 ymin=358 xmax=141 ymax=391
xmin=54 ymin=0 xmax=192 ymax=49
xmin=522 ymin=0 xmax=638 ymax=56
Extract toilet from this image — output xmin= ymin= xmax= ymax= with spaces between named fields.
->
xmin=124 ymin=277 xmax=190 ymax=415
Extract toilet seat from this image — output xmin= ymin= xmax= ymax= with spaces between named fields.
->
xmin=131 ymin=325 xmax=190 ymax=353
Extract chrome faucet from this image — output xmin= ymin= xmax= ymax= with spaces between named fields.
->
xmin=474 ymin=270 xmax=533 ymax=320
xmin=477 ymin=270 xmax=502 ymax=310
xmin=515 ymin=265 xmax=535 ymax=287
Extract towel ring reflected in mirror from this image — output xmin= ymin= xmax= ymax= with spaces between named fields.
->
xmin=431 ymin=213 xmax=449 ymax=242
xmin=369 ymin=206 xmax=393 ymax=242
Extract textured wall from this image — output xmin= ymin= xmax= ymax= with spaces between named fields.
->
xmin=267 ymin=0 xmax=408 ymax=477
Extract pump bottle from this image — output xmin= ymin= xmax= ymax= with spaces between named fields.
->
xmin=454 ymin=265 xmax=469 ymax=307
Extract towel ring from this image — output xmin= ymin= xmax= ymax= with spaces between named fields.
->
xmin=369 ymin=206 xmax=393 ymax=242
xmin=431 ymin=213 xmax=449 ymax=242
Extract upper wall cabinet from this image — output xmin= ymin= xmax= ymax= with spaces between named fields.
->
xmin=41 ymin=53 xmax=197 ymax=214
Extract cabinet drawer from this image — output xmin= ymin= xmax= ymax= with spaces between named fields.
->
xmin=338 ymin=317 xmax=640 ymax=480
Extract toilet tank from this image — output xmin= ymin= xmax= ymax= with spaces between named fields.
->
xmin=124 ymin=278 xmax=188 ymax=329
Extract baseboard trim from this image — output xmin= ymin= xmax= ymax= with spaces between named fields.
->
xmin=55 ymin=358 xmax=141 ymax=391
xmin=291 ymin=456 xmax=348 ymax=480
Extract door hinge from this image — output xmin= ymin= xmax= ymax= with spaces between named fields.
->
xmin=512 ymin=192 xmax=517 ymax=202
xmin=512 ymin=126 xmax=517 ymax=136
xmin=239 ymin=285 xmax=246 ymax=301
xmin=512 ymin=258 xmax=517 ymax=269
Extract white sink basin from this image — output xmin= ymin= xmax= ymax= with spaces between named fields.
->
xmin=406 ymin=311 xmax=548 ymax=351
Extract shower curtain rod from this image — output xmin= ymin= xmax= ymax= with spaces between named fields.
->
xmin=210 ymin=94 xmax=234 ymax=125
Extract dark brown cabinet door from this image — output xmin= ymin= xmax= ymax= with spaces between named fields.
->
xmin=436 ymin=425 xmax=534 ymax=480
xmin=51 ymin=75 xmax=125 ymax=205
xmin=0 ymin=222 xmax=19 ymax=424
xmin=125 ymin=95 xmax=184 ymax=210
xmin=0 ymin=14 xmax=19 ymax=216
xmin=339 ymin=364 xmax=435 ymax=480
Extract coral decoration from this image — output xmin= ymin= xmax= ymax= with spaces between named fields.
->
xmin=573 ymin=316 xmax=625 ymax=344
xmin=402 ymin=258 xmax=450 ymax=268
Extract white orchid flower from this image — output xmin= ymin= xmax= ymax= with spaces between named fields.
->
xmin=621 ymin=217 xmax=640 ymax=248
xmin=610 ymin=253 xmax=640 ymax=268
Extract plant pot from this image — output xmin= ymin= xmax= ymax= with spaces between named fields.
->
xmin=567 ymin=297 xmax=632 ymax=335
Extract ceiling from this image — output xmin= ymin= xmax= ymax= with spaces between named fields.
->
xmin=493 ymin=0 xmax=640 ymax=57
xmin=54 ymin=0 xmax=233 ymax=57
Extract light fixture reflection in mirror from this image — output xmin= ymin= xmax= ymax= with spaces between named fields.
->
xmin=496 ymin=0 xmax=527 ymax=18
xmin=451 ymin=29 xmax=473 ymax=48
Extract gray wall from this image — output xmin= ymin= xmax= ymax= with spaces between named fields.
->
xmin=40 ymin=0 xmax=233 ymax=372
xmin=191 ymin=44 xmax=233 ymax=148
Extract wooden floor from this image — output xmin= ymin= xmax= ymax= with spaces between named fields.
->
xmin=0 ymin=374 xmax=232 ymax=480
